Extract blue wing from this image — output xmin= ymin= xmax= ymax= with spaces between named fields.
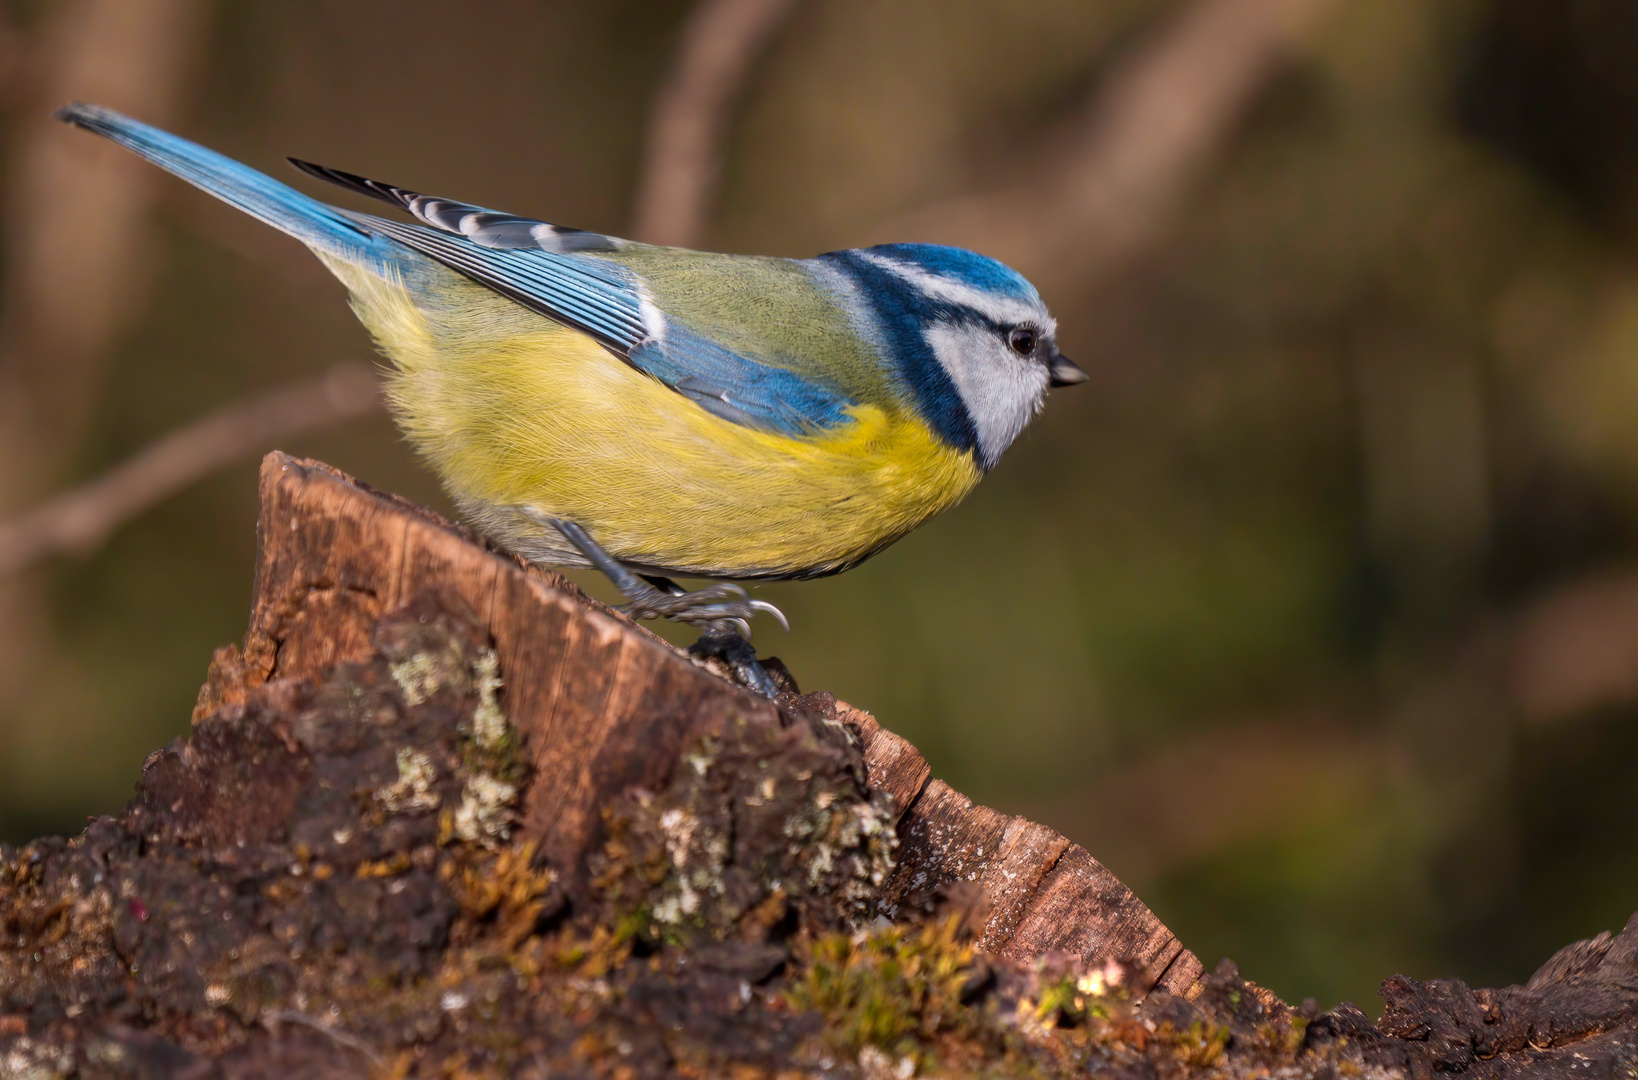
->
xmin=627 ymin=330 xmax=854 ymax=433
xmin=363 ymin=213 xmax=649 ymax=354
xmin=293 ymin=160 xmax=853 ymax=435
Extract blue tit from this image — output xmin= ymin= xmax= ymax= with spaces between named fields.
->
xmin=58 ymin=103 xmax=1085 ymax=653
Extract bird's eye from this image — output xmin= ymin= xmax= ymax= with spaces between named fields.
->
xmin=1008 ymin=327 xmax=1037 ymax=356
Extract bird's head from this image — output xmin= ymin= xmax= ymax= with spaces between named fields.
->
xmin=821 ymin=243 xmax=1085 ymax=471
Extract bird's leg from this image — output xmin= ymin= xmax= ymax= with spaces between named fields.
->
xmin=522 ymin=512 xmax=787 ymax=698
xmin=638 ymin=580 xmax=786 ymax=698
xmin=631 ymin=575 xmax=785 ymax=696
xmin=687 ymin=631 xmax=782 ymax=699
xmin=539 ymin=516 xmax=786 ymax=635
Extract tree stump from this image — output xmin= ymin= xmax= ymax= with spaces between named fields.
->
xmin=0 ymin=452 xmax=1635 ymax=1078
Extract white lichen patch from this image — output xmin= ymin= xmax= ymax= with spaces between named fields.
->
xmin=659 ymin=808 xmax=698 ymax=870
xmin=650 ymin=805 xmax=734 ymax=925
xmin=0 ymin=1037 xmax=73 ymax=1080
xmin=375 ymin=748 xmax=439 ymax=814
xmin=788 ymin=786 xmax=898 ymax=912
xmin=452 ymin=774 xmax=518 ymax=844
xmin=858 ymin=1045 xmax=916 ymax=1079
xmin=635 ymin=726 xmax=904 ymax=932
xmin=389 ymin=651 xmax=443 ymax=706
xmin=652 ymin=879 xmax=701 ymax=924
xmin=468 ymin=648 xmax=505 ymax=748
xmin=82 ymin=1039 xmax=128 ymax=1067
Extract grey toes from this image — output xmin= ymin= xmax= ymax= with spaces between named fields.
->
xmin=619 ymin=582 xmax=787 ymax=638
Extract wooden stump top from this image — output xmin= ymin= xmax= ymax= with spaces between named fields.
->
xmin=233 ymin=452 xmax=1204 ymax=996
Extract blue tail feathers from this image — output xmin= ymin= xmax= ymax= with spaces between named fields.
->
xmin=57 ymin=102 xmax=384 ymax=263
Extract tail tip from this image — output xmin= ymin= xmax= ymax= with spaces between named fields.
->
xmin=55 ymin=101 xmax=97 ymax=129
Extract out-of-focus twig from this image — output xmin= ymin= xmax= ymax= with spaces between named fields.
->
xmin=0 ymin=0 xmax=210 ymax=711
xmin=630 ymin=0 xmax=803 ymax=247
xmin=0 ymin=0 xmax=211 ymax=493
xmin=1507 ymin=567 xmax=1638 ymax=726
xmin=0 ymin=15 xmax=29 ymax=111
xmin=888 ymin=0 xmax=1336 ymax=284
xmin=1042 ymin=556 xmax=1638 ymax=881
xmin=0 ymin=363 xmax=381 ymax=578
xmin=1026 ymin=718 xmax=1397 ymax=882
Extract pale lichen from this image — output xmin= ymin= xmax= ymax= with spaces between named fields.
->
xmin=784 ymin=783 xmax=897 ymax=915
xmin=468 ymin=648 xmax=505 ymax=749
xmin=857 ymin=1045 xmax=917 ymax=1080
xmin=374 ymin=748 xmax=439 ymax=814
xmin=651 ymin=806 xmax=730 ymax=925
xmin=389 ymin=653 xmax=444 ymax=707
xmin=683 ymin=744 xmax=716 ymax=776
xmin=384 ymin=622 xmax=473 ymax=707
xmin=438 ymin=645 xmax=522 ymax=846
xmin=452 ymin=773 xmax=519 ymax=845
xmin=659 ymin=808 xmax=698 ymax=869
xmin=0 ymin=1036 xmax=73 ymax=1080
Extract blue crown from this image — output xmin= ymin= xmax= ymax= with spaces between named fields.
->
xmin=859 ymin=243 xmax=1042 ymax=305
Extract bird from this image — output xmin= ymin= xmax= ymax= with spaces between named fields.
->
xmin=58 ymin=103 xmax=1086 ymax=693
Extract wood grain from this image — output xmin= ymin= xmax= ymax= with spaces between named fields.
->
xmin=835 ymin=698 xmax=1202 ymax=994
xmin=244 ymin=452 xmax=1204 ymax=995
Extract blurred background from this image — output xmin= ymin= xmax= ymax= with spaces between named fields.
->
xmin=2 ymin=0 xmax=1637 ymax=1013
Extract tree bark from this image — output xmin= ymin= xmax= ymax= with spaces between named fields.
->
xmin=0 ymin=452 xmax=1633 ymax=1078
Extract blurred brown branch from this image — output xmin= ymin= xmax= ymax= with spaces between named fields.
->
xmin=630 ymin=0 xmax=803 ymax=247
xmin=889 ymin=0 xmax=1335 ymax=286
xmin=0 ymin=14 xmax=29 ymax=112
xmin=1043 ymin=553 xmax=1638 ymax=883
xmin=0 ymin=363 xmax=381 ymax=579
xmin=1029 ymin=718 xmax=1398 ymax=882
xmin=1507 ymin=567 xmax=1638 ymax=726
xmin=0 ymin=0 xmax=210 ymax=717
xmin=0 ymin=0 xmax=210 ymax=499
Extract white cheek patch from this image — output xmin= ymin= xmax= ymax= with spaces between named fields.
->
xmin=924 ymin=322 xmax=1050 ymax=469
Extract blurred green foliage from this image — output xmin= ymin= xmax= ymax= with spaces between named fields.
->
xmin=3 ymin=0 xmax=1637 ymax=1014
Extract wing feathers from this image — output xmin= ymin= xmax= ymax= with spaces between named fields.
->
xmin=290 ymin=158 xmax=619 ymax=253
xmin=64 ymin=110 xmax=857 ymax=440
xmin=294 ymin=161 xmax=855 ymax=436
xmin=363 ymin=214 xmax=646 ymax=352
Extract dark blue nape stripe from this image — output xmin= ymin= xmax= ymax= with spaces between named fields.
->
xmin=822 ymin=251 xmax=978 ymax=457
xmin=863 ymin=243 xmax=1039 ymax=304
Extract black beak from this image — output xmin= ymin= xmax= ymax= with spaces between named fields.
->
xmin=1048 ymin=350 xmax=1088 ymax=387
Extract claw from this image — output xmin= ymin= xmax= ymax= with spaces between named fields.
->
xmin=609 ymin=578 xmax=782 ymax=637
xmin=530 ymin=511 xmax=790 ymax=639
xmin=749 ymin=599 xmax=789 ymax=633
xmin=527 ymin=513 xmax=791 ymax=696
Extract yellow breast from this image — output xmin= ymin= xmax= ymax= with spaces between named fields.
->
xmin=325 ymin=257 xmax=982 ymax=579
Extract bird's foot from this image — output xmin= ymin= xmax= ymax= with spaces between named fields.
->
xmin=530 ymin=513 xmax=787 ymax=636
xmin=520 ymin=512 xmax=789 ymax=697
xmin=622 ymin=574 xmax=788 ymax=639
xmin=688 ymin=631 xmax=784 ymax=699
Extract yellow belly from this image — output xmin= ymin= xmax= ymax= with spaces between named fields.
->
xmin=328 ymin=257 xmax=982 ymax=579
